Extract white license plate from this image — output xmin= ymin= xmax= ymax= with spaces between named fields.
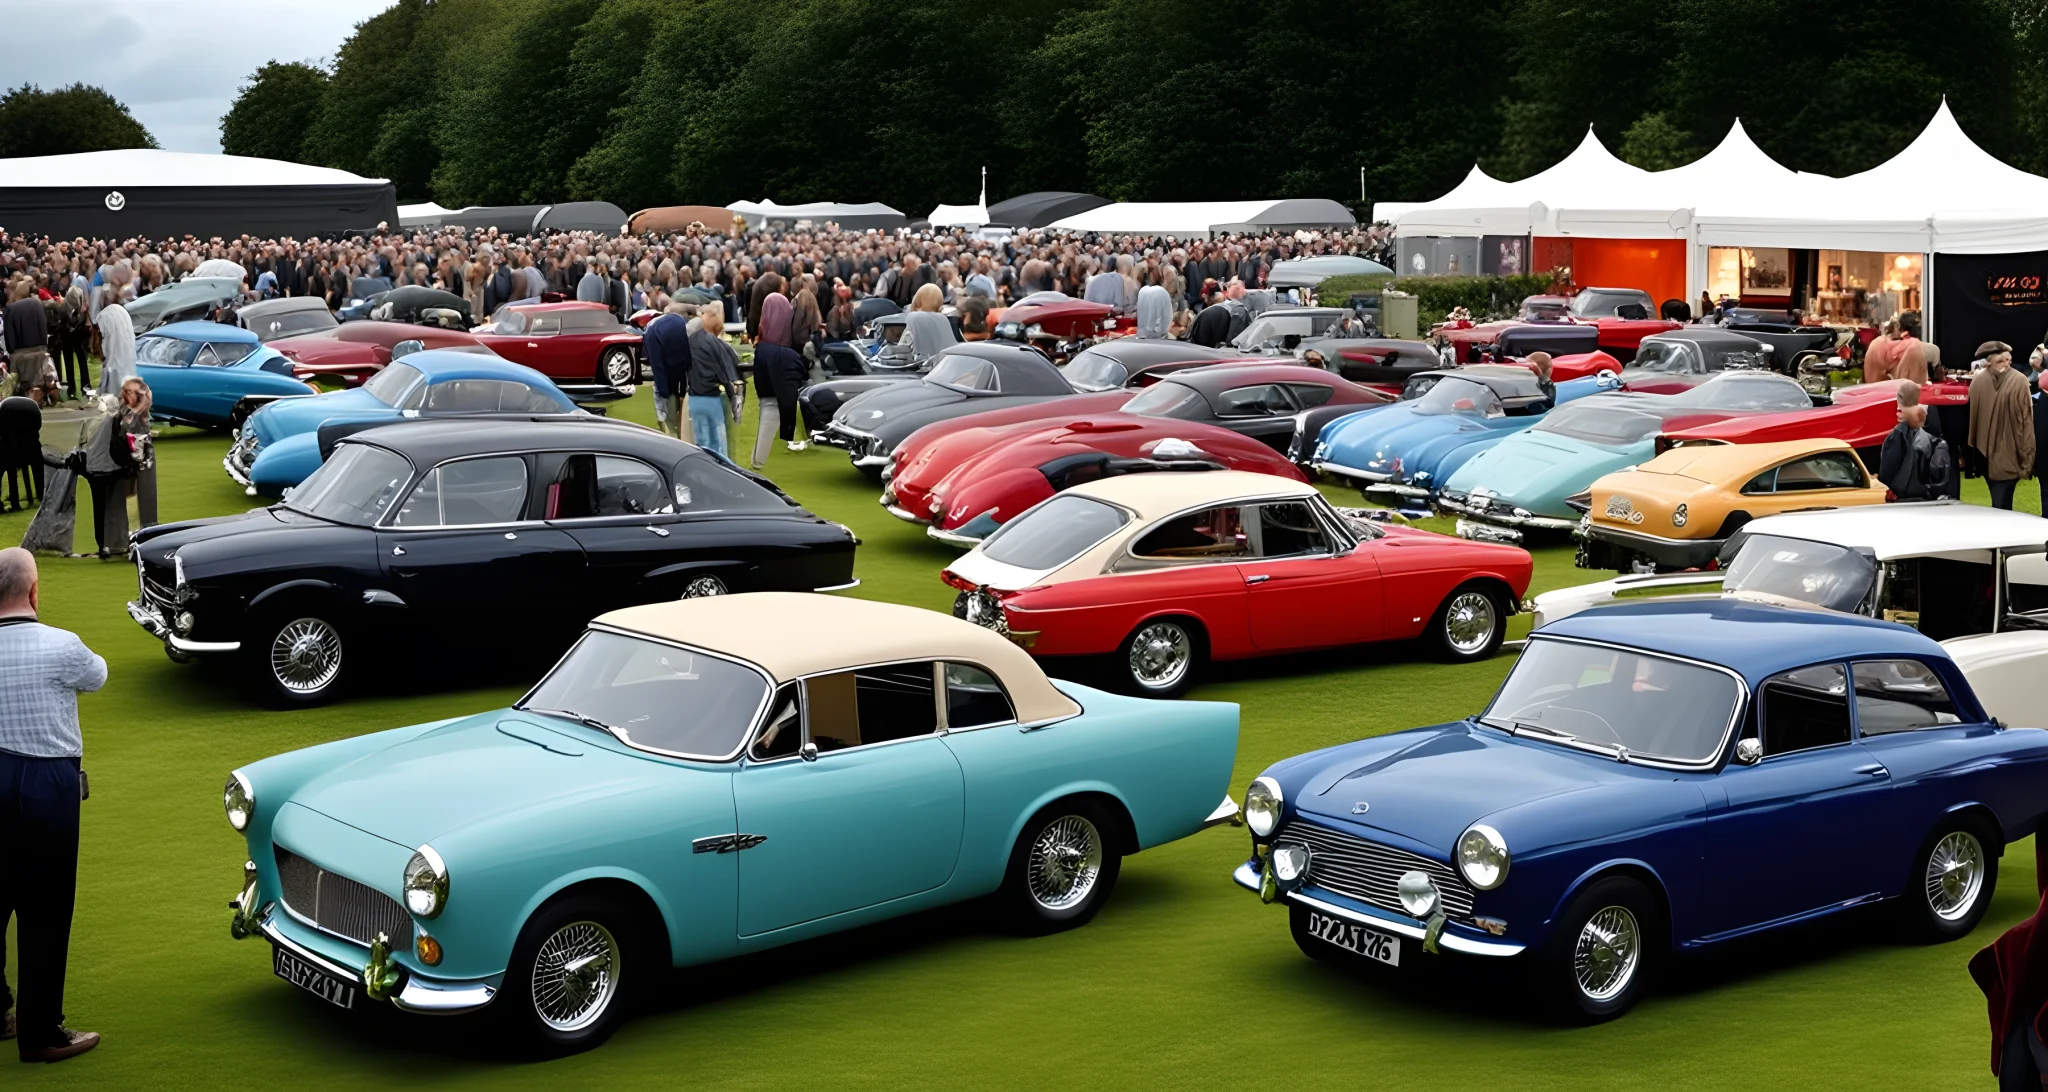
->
xmin=273 ymin=946 xmax=358 ymax=1009
xmin=1305 ymin=910 xmax=1401 ymax=966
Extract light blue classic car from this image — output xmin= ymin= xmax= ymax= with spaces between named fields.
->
xmin=225 ymin=347 xmax=580 ymax=496
xmin=224 ymin=593 xmax=1241 ymax=1053
xmin=134 ymin=322 xmax=316 ymax=429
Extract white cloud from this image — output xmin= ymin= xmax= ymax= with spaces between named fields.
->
xmin=0 ymin=0 xmax=391 ymax=152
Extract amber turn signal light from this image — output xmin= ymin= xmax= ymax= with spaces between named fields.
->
xmin=416 ymin=933 xmax=442 ymax=966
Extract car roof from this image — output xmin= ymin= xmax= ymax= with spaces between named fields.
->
xmin=1644 ymin=327 xmax=1766 ymax=347
xmin=386 ymin=347 xmax=534 ymax=380
xmin=1156 ymin=362 xmax=1349 ymax=393
xmin=1741 ymin=503 xmax=2048 ymax=560
xmin=1066 ymin=468 xmax=1319 ymax=518
xmin=1076 ymin=340 xmax=1243 ymax=366
xmin=510 ymin=301 xmax=613 ymax=314
xmin=344 ymin=415 xmax=675 ymax=466
xmin=1537 ymin=598 xmax=1945 ymax=685
xmin=594 ymin=593 xmax=1083 ymax=723
xmin=1640 ymin=437 xmax=1856 ymax=478
xmin=146 ymin=320 xmax=260 ymax=343
xmin=1426 ymin=364 xmax=1544 ymax=395
xmin=239 ymin=297 xmax=329 ymax=316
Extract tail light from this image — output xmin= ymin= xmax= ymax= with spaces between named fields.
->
xmin=941 ymin=570 xmax=975 ymax=592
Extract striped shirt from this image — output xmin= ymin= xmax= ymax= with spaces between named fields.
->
xmin=0 ymin=618 xmax=107 ymax=759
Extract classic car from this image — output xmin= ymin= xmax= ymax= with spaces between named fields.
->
xmin=124 ymin=276 xmax=246 ymax=332
xmin=268 ymin=321 xmax=492 ymax=387
xmin=991 ymin=295 xmax=1131 ymax=353
xmin=1515 ymin=294 xmax=1572 ymax=321
xmin=818 ymin=341 xmax=1088 ymax=478
xmin=139 ymin=418 xmax=859 ymax=704
xmin=339 ymin=285 xmax=473 ymax=326
xmin=1436 ymin=371 xmax=1817 ymax=541
xmin=472 ymin=301 xmax=641 ymax=397
xmin=1574 ymin=438 xmax=1888 ymax=572
xmin=941 ymin=471 xmax=1531 ymax=696
xmin=1297 ymin=338 xmax=1441 ymax=393
xmin=1437 ymin=289 xmax=1680 ymax=365
xmin=1617 ymin=328 xmax=1776 ymax=394
xmin=227 ymin=349 xmax=582 ymax=496
xmin=1232 ymin=597 xmax=2048 ymax=1021
xmin=1079 ymin=362 xmax=1392 ymax=457
xmin=817 ymin=297 xmax=905 ymax=375
xmin=1309 ymin=366 xmax=1622 ymax=501
xmin=132 ymin=321 xmax=316 ymax=429
xmin=220 ymin=592 xmax=1240 ymax=1052
xmin=1059 ymin=339 xmax=1249 ymax=392
xmin=236 ymin=297 xmax=339 ymax=343
xmin=1232 ymin=307 xmax=1348 ymax=354
xmin=801 ymin=312 xmax=962 ymax=433
xmin=1650 ymin=381 xmax=1899 ymax=459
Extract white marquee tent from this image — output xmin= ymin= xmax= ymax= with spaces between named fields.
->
xmin=725 ymin=199 xmax=905 ymax=231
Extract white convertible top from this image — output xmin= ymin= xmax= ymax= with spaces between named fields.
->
xmin=1741 ymin=503 xmax=2048 ymax=560
xmin=1068 ymin=469 xmax=1319 ymax=520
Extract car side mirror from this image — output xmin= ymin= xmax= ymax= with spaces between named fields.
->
xmin=1734 ymin=738 xmax=1763 ymax=765
xmin=800 ymin=742 xmax=818 ymax=762
xmin=393 ymin=339 xmax=426 ymax=361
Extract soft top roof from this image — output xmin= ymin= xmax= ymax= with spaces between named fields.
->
xmin=147 ymin=320 xmax=259 ymax=343
xmin=1162 ymin=362 xmax=1356 ymax=394
xmin=1641 ymin=437 xmax=1857 ymax=479
xmin=1644 ymin=327 xmax=1769 ymax=347
xmin=1068 ymin=468 xmax=1319 ymax=520
xmin=1740 ymin=503 xmax=2048 ymax=560
xmin=1538 ymin=598 xmax=1944 ymax=686
xmin=345 ymin=414 xmax=676 ymax=468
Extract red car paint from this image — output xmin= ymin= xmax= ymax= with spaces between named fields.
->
xmin=472 ymin=301 xmax=642 ymax=390
xmin=996 ymin=298 xmax=1134 ymax=341
xmin=270 ymin=322 xmax=486 ymax=386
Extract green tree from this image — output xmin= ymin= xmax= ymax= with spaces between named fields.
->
xmin=220 ymin=61 xmax=330 ymax=163
xmin=1617 ymin=111 xmax=1698 ymax=170
xmin=301 ymin=0 xmax=428 ymax=180
xmin=1486 ymin=0 xmax=1673 ymax=179
xmin=0 ymin=83 xmax=156 ymax=158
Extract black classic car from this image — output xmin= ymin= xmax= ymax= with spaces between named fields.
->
xmin=1058 ymin=340 xmax=1249 ymax=392
xmin=1619 ymin=328 xmax=1777 ymax=395
xmin=801 ymin=312 xmax=961 ymax=432
xmin=816 ymin=341 xmax=1081 ymax=477
xmin=1297 ymin=337 xmax=1444 ymax=389
xmin=127 ymin=418 xmax=859 ymax=704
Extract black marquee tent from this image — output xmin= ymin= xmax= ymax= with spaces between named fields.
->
xmin=984 ymin=191 xmax=1110 ymax=229
xmin=0 ymin=150 xmax=397 ymax=240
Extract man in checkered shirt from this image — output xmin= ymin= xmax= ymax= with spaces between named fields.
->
xmin=0 ymin=547 xmax=105 ymax=1064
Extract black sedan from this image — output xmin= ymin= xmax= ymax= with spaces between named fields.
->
xmin=127 ymin=417 xmax=858 ymax=704
xmin=800 ymin=311 xmax=960 ymax=433
xmin=1620 ymin=328 xmax=1777 ymax=395
xmin=815 ymin=341 xmax=1079 ymax=477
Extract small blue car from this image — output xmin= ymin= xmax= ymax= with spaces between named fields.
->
xmin=1234 ymin=598 xmax=2048 ymax=1021
xmin=134 ymin=322 xmax=315 ymax=429
xmin=225 ymin=347 xmax=579 ymax=496
xmin=224 ymin=593 xmax=1240 ymax=1053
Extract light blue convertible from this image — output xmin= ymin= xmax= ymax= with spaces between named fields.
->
xmin=223 ymin=593 xmax=1241 ymax=1054
xmin=134 ymin=322 xmax=315 ymax=429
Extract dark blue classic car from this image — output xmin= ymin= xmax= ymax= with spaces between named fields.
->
xmin=1233 ymin=599 xmax=2048 ymax=1020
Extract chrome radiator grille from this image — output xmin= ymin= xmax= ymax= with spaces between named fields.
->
xmin=1277 ymin=819 xmax=1476 ymax=919
xmin=275 ymin=846 xmax=411 ymax=947
xmin=135 ymin=557 xmax=176 ymax=611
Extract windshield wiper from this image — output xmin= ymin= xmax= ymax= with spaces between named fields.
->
xmin=521 ymin=706 xmax=615 ymax=733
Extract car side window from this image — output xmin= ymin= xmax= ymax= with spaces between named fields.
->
xmin=594 ymin=456 xmax=673 ymax=516
xmin=1772 ymin=453 xmax=1867 ymax=491
xmin=1254 ymin=502 xmax=1331 ymax=557
xmin=750 ymin=684 xmax=802 ymax=761
xmin=1286 ymin=383 xmax=1336 ymax=408
xmin=670 ymin=454 xmax=789 ymax=513
xmin=945 ymin=663 xmax=1014 ymax=729
xmin=1741 ymin=468 xmax=1777 ymax=494
xmin=1759 ymin=663 xmax=1852 ymax=756
xmin=1132 ymin=506 xmax=1250 ymax=560
xmin=528 ymin=316 xmax=562 ymax=335
xmin=1852 ymin=660 xmax=1963 ymax=735
xmin=391 ymin=456 xmax=528 ymax=527
xmin=1214 ymin=384 xmax=1294 ymax=417
xmin=802 ymin=663 xmax=939 ymax=754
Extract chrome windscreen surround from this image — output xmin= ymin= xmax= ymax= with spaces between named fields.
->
xmin=1276 ymin=818 xmax=1477 ymax=920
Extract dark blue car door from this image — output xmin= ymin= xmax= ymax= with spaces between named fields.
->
xmin=1703 ymin=663 xmax=1904 ymax=939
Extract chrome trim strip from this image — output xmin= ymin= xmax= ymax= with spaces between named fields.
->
xmin=926 ymin=525 xmax=982 ymax=547
xmin=393 ymin=976 xmax=497 ymax=1014
xmin=883 ymin=503 xmax=924 ymax=523
xmin=517 ymin=626 xmax=775 ymax=764
xmin=223 ymin=453 xmax=254 ymax=488
xmin=811 ymin=579 xmax=862 ymax=592
xmin=854 ymin=454 xmax=891 ymax=467
xmin=259 ymin=914 xmax=364 ymax=980
xmin=1230 ymin=862 xmax=1525 ymax=957
xmin=1313 ymin=461 xmax=1386 ymax=482
xmin=170 ymin=635 xmax=241 ymax=653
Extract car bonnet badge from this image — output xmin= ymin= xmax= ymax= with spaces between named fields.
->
xmin=1351 ymin=801 xmax=1370 ymax=814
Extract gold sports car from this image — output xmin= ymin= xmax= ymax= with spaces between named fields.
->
xmin=1574 ymin=438 xmax=1888 ymax=572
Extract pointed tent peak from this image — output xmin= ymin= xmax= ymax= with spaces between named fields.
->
xmin=1850 ymin=96 xmax=2022 ymax=184
xmin=1663 ymin=117 xmax=1799 ymax=182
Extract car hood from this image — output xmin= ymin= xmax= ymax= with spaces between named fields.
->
xmin=834 ymin=381 xmax=966 ymax=431
xmin=892 ymin=393 xmax=1134 ymax=495
xmin=248 ymin=387 xmax=388 ymax=443
xmin=1321 ymin=408 xmax=1495 ymax=469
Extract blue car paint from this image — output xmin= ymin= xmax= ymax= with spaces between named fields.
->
xmin=1312 ymin=372 xmax=1618 ymax=494
xmin=237 ymin=677 xmax=1238 ymax=995
xmin=1439 ymin=424 xmax=1650 ymax=522
xmin=135 ymin=321 xmax=314 ymax=428
xmin=1238 ymin=599 xmax=2048 ymax=961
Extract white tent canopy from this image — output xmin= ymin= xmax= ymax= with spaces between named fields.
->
xmin=1047 ymin=198 xmax=1355 ymax=236
xmin=725 ymin=199 xmax=905 ymax=230
xmin=927 ymin=202 xmax=987 ymax=228
xmin=0 ymin=149 xmax=385 ymax=188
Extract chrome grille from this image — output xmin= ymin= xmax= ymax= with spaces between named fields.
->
xmin=1277 ymin=819 xmax=1476 ymax=919
xmin=136 ymin=557 xmax=175 ymax=611
xmin=275 ymin=846 xmax=411 ymax=947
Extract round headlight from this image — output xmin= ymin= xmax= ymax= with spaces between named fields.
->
xmin=223 ymin=771 xmax=254 ymax=832
xmin=1244 ymin=776 xmax=1282 ymax=838
xmin=1270 ymin=843 xmax=1310 ymax=884
xmin=1456 ymin=823 xmax=1510 ymax=890
xmin=403 ymin=845 xmax=449 ymax=919
xmin=1397 ymin=870 xmax=1440 ymax=917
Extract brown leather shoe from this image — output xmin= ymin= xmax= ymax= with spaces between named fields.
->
xmin=20 ymin=1028 xmax=98 ymax=1063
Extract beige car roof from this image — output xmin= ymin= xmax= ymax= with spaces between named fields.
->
xmin=1066 ymin=469 xmax=1319 ymax=520
xmin=595 ymin=593 xmax=1081 ymax=724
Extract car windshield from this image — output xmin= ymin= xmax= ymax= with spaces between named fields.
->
xmin=283 ymin=443 xmax=414 ymax=526
xmin=1411 ymin=376 xmax=1503 ymax=417
xmin=1532 ymin=400 xmax=1664 ymax=445
xmin=491 ymin=310 xmax=528 ymax=335
xmin=135 ymin=337 xmax=194 ymax=365
xmin=253 ymin=309 xmax=337 ymax=341
xmin=1570 ymin=290 xmax=1648 ymax=318
xmin=979 ymin=494 xmax=1130 ymax=571
xmin=928 ymin=353 xmax=998 ymax=391
xmin=518 ymin=630 xmax=769 ymax=759
xmin=1676 ymin=373 xmax=1813 ymax=411
xmin=1720 ymin=533 xmax=1876 ymax=613
xmin=1061 ymin=350 xmax=1127 ymax=391
xmin=1631 ymin=340 xmax=1701 ymax=373
xmin=1122 ymin=381 xmax=1208 ymax=419
xmin=1481 ymin=638 xmax=1741 ymax=765
xmin=361 ymin=362 xmax=424 ymax=406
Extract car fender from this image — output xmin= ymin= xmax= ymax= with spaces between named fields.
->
xmin=998 ymin=780 xmax=1142 ymax=865
xmin=1544 ymin=856 xmax=1676 ymax=951
xmin=248 ymin=578 xmax=347 ymax=613
xmin=247 ymin=432 xmax=329 ymax=495
xmin=514 ymin=863 xmax=689 ymax=968
xmin=644 ymin=558 xmax=750 ymax=586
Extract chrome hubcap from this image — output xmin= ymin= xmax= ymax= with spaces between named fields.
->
xmin=682 ymin=575 xmax=727 ymax=598
xmin=1926 ymin=831 xmax=1984 ymax=921
xmin=605 ymin=350 xmax=634 ymax=387
xmin=1128 ymin=622 xmax=1191 ymax=689
xmin=1028 ymin=815 xmax=1103 ymax=911
xmin=532 ymin=920 xmax=619 ymax=1032
xmin=1444 ymin=592 xmax=1497 ymax=655
xmin=269 ymin=617 xmax=341 ymax=693
xmin=1572 ymin=906 xmax=1640 ymax=1002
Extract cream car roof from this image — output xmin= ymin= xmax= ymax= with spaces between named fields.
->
xmin=595 ymin=593 xmax=1081 ymax=724
xmin=1064 ymin=469 xmax=1320 ymax=520
xmin=1742 ymin=503 xmax=2048 ymax=561
xmin=1642 ymin=437 xmax=1857 ymax=480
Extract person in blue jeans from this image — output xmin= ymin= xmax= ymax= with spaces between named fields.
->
xmin=686 ymin=303 xmax=743 ymax=458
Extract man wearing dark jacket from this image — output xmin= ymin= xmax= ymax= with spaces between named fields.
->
xmin=1878 ymin=385 xmax=1948 ymax=500
xmin=640 ymin=306 xmax=693 ymax=439
xmin=1188 ymin=284 xmax=1232 ymax=348
xmin=750 ymin=341 xmax=807 ymax=471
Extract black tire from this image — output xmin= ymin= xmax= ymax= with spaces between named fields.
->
xmin=1900 ymin=819 xmax=1997 ymax=943
xmin=1536 ymin=875 xmax=1658 ymax=1023
xmin=1114 ymin=617 xmax=1203 ymax=698
xmin=599 ymin=347 xmax=636 ymax=392
xmin=496 ymin=891 xmax=640 ymax=1057
xmin=246 ymin=606 xmax=349 ymax=706
xmin=1428 ymin=582 xmax=1505 ymax=663
xmin=998 ymin=800 xmax=1124 ymax=934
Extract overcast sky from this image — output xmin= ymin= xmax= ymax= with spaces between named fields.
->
xmin=2 ymin=1 xmax=391 ymax=154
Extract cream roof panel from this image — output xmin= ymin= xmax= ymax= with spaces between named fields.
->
xmin=1066 ymin=469 xmax=1320 ymax=520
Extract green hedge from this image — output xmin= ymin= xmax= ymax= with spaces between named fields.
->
xmin=1315 ymin=270 xmax=1563 ymax=327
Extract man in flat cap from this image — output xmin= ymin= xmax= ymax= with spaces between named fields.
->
xmin=1967 ymin=340 xmax=2033 ymax=509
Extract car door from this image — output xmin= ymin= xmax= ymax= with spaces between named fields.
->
xmin=1242 ymin=500 xmax=1381 ymax=652
xmin=547 ymin=452 xmax=685 ymax=614
xmin=733 ymin=663 xmax=965 ymax=936
xmin=1704 ymin=663 xmax=1900 ymax=937
xmin=1213 ymin=384 xmax=1303 ymax=452
xmin=1117 ymin=504 xmax=1254 ymax=652
xmin=377 ymin=454 xmax=587 ymax=636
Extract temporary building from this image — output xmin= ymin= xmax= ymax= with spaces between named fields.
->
xmin=984 ymin=191 xmax=1109 ymax=228
xmin=625 ymin=205 xmax=745 ymax=235
xmin=1046 ymin=198 xmax=1356 ymax=236
xmin=725 ymin=199 xmax=906 ymax=231
xmin=432 ymin=201 xmax=628 ymax=234
xmin=1266 ymin=254 xmax=1394 ymax=287
xmin=0 ymin=149 xmax=397 ymax=239
xmin=927 ymin=202 xmax=988 ymax=229
xmin=397 ymin=201 xmax=458 ymax=228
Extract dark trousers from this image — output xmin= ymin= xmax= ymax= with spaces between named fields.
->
xmin=0 ymin=751 xmax=81 ymax=1050
xmin=56 ymin=342 xmax=89 ymax=397
xmin=1990 ymin=477 xmax=2020 ymax=510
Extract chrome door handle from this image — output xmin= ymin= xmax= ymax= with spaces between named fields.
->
xmin=1245 ymin=574 xmax=1270 ymax=584
xmin=504 ymin=532 xmax=518 ymax=540
xmin=646 ymin=525 xmax=670 ymax=537
xmin=1852 ymin=763 xmax=1888 ymax=776
xmin=391 ymin=545 xmax=406 ymax=556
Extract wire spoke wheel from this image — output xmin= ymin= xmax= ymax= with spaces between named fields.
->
xmin=681 ymin=575 xmax=727 ymax=598
xmin=1444 ymin=591 xmax=1497 ymax=655
xmin=1572 ymin=905 xmax=1640 ymax=1003
xmin=1127 ymin=622 xmax=1191 ymax=690
xmin=531 ymin=920 xmax=620 ymax=1033
xmin=1925 ymin=830 xmax=1984 ymax=921
xmin=603 ymin=349 xmax=635 ymax=390
xmin=1027 ymin=815 xmax=1103 ymax=911
xmin=269 ymin=617 xmax=342 ymax=693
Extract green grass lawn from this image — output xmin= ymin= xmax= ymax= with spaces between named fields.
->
xmin=6 ymin=393 xmax=2033 ymax=1088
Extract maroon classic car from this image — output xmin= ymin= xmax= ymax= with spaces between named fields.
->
xmin=268 ymin=322 xmax=489 ymax=386
xmin=1437 ymin=287 xmax=1681 ymax=365
xmin=473 ymin=301 xmax=643 ymax=397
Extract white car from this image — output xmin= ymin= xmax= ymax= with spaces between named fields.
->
xmin=1528 ymin=502 xmax=2048 ymax=724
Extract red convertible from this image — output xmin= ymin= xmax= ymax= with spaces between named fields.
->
xmin=1658 ymin=380 xmax=1904 ymax=459
xmin=940 ymin=471 xmax=1533 ymax=695
xmin=268 ymin=322 xmax=487 ymax=386
xmin=473 ymin=301 xmax=642 ymax=397
xmin=1438 ymin=287 xmax=1680 ymax=365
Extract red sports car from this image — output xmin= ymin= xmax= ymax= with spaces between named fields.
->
xmin=1657 ymin=382 xmax=1902 ymax=458
xmin=473 ymin=301 xmax=642 ymax=397
xmin=268 ymin=321 xmax=487 ymax=386
xmin=940 ymin=471 xmax=1533 ymax=696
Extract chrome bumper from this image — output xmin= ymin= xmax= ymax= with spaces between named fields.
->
xmin=257 ymin=913 xmax=498 ymax=1015
xmin=1203 ymin=796 xmax=1244 ymax=829
xmin=1313 ymin=461 xmax=1389 ymax=483
xmin=1231 ymin=861 xmax=1525 ymax=957
xmin=926 ymin=525 xmax=984 ymax=548
xmin=126 ymin=599 xmax=241 ymax=654
xmin=882 ymin=501 xmax=925 ymax=524
xmin=853 ymin=453 xmax=891 ymax=468
xmin=1437 ymin=496 xmax=1579 ymax=533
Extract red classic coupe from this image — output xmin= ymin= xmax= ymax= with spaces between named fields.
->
xmin=268 ymin=321 xmax=488 ymax=386
xmin=473 ymin=301 xmax=642 ymax=397
xmin=940 ymin=471 xmax=1533 ymax=696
